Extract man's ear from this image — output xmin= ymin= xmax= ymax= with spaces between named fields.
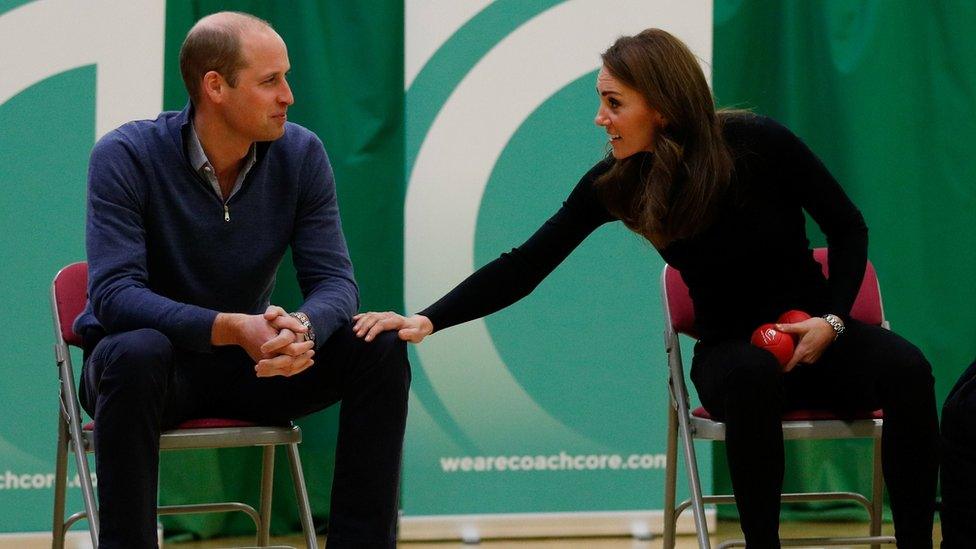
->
xmin=201 ymin=71 xmax=225 ymax=104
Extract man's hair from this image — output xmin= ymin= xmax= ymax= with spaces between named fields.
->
xmin=179 ymin=12 xmax=273 ymax=103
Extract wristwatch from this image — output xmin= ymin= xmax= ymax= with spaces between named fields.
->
xmin=289 ymin=311 xmax=315 ymax=343
xmin=821 ymin=314 xmax=845 ymax=339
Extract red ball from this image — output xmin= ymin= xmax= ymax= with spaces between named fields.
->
xmin=777 ymin=309 xmax=811 ymax=325
xmin=751 ymin=323 xmax=795 ymax=367
xmin=776 ymin=310 xmax=811 ymax=345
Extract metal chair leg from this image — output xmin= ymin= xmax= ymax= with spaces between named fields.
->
xmin=870 ymin=437 xmax=884 ymax=549
xmin=52 ymin=414 xmax=69 ymax=549
xmin=286 ymin=443 xmax=317 ymax=549
xmin=663 ymin=403 xmax=679 ymax=549
xmin=678 ymin=415 xmax=711 ymax=549
xmin=257 ymin=445 xmax=275 ymax=546
xmin=65 ymin=406 xmax=98 ymax=546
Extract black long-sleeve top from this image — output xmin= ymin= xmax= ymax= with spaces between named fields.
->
xmin=420 ymin=115 xmax=868 ymax=341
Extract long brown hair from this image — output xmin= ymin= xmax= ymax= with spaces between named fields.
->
xmin=595 ymin=29 xmax=733 ymax=247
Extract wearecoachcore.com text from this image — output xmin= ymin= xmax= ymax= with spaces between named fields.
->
xmin=440 ymin=451 xmax=667 ymax=473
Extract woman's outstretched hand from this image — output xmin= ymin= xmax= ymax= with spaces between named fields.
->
xmin=353 ymin=312 xmax=434 ymax=343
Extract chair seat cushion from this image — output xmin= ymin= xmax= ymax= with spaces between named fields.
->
xmin=691 ymin=407 xmax=883 ymax=421
xmin=83 ymin=418 xmax=259 ymax=431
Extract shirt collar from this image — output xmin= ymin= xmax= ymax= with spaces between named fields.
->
xmin=186 ymin=120 xmax=257 ymax=174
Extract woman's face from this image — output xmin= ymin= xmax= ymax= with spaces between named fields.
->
xmin=594 ymin=66 xmax=662 ymax=159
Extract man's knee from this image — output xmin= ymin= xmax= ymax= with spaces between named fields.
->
xmin=91 ymin=328 xmax=173 ymax=389
xmin=367 ymin=331 xmax=411 ymax=385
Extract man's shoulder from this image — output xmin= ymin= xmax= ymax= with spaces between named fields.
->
xmin=261 ymin=122 xmax=330 ymax=176
xmin=94 ymin=111 xmax=181 ymax=157
xmin=275 ymin=121 xmax=324 ymax=152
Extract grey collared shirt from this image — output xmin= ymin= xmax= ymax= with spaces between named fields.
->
xmin=186 ymin=122 xmax=257 ymax=202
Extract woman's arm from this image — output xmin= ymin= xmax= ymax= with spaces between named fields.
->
xmin=355 ymin=160 xmax=616 ymax=342
xmin=765 ymin=118 xmax=869 ymax=317
xmin=761 ymin=118 xmax=868 ymax=369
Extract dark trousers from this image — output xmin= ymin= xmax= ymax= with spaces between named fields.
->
xmin=691 ymin=320 xmax=938 ymax=549
xmin=80 ymin=324 xmax=411 ymax=549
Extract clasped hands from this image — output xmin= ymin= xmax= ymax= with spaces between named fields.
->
xmin=213 ymin=305 xmax=314 ymax=378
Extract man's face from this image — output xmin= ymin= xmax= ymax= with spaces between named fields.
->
xmin=221 ymin=28 xmax=294 ymax=142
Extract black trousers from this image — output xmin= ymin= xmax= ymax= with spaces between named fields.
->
xmin=80 ymin=324 xmax=411 ymax=549
xmin=691 ymin=320 xmax=938 ymax=549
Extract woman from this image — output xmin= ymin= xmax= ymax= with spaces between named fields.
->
xmin=355 ymin=29 xmax=937 ymax=547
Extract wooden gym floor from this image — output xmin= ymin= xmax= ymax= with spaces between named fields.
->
xmin=173 ymin=520 xmax=941 ymax=548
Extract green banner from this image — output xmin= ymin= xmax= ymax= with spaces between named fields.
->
xmin=712 ymin=0 xmax=976 ymax=520
xmin=399 ymin=1 xmax=712 ymax=539
xmin=2 ymin=0 xmax=974 ymax=541
xmin=0 ymin=0 xmax=401 ymax=538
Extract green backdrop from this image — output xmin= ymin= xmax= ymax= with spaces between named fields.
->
xmin=1 ymin=0 xmax=974 ymax=540
xmin=0 ymin=0 xmax=401 ymax=538
xmin=713 ymin=0 xmax=976 ymax=519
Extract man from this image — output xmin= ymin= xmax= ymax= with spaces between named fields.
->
xmin=74 ymin=12 xmax=409 ymax=548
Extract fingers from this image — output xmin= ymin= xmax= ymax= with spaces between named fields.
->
xmin=353 ymin=312 xmax=402 ymax=340
xmin=264 ymin=305 xmax=287 ymax=320
xmin=365 ymin=315 xmax=405 ymax=342
xmin=784 ymin=341 xmax=823 ymax=373
xmin=775 ymin=322 xmax=801 ymax=334
xmin=783 ymin=356 xmax=799 ymax=373
xmin=262 ymin=332 xmax=314 ymax=357
xmin=255 ymin=349 xmax=315 ymax=378
xmin=260 ymin=328 xmax=295 ymax=355
xmin=270 ymin=314 xmax=307 ymax=334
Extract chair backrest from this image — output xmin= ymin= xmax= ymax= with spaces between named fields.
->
xmin=662 ymin=247 xmax=884 ymax=338
xmin=51 ymin=262 xmax=88 ymax=348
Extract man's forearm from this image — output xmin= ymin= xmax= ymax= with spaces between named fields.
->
xmin=211 ymin=312 xmax=243 ymax=347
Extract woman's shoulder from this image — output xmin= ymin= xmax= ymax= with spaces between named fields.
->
xmin=721 ymin=112 xmax=806 ymax=149
xmin=720 ymin=111 xmax=790 ymax=141
xmin=563 ymin=155 xmax=618 ymax=221
xmin=580 ymin=155 xmax=616 ymax=182
xmin=721 ymin=113 xmax=815 ymax=171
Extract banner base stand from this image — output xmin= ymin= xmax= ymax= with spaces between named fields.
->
xmin=398 ymin=509 xmax=717 ymax=542
xmin=0 ymin=524 xmax=163 ymax=548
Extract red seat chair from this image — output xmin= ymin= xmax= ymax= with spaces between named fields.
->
xmin=660 ymin=249 xmax=896 ymax=548
xmin=50 ymin=262 xmax=318 ymax=548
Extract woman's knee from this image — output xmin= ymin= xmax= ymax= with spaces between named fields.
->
xmin=886 ymin=344 xmax=934 ymax=390
xmin=694 ymin=343 xmax=783 ymax=416
xmin=725 ymin=353 xmax=782 ymax=391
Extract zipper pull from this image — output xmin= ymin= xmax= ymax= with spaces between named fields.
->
xmin=223 ymin=204 xmax=230 ymax=222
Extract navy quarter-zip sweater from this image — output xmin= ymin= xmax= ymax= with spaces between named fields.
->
xmin=75 ymin=106 xmax=359 ymax=352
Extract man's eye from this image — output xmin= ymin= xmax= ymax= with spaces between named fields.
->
xmin=609 ymin=99 xmax=620 ymax=108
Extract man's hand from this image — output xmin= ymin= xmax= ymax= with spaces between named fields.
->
xmin=260 ymin=305 xmax=310 ymax=354
xmin=212 ymin=312 xmax=277 ymax=362
xmin=352 ymin=312 xmax=433 ymax=343
xmin=255 ymin=347 xmax=315 ymax=378
xmin=212 ymin=306 xmax=314 ymax=376
xmin=776 ymin=317 xmax=837 ymax=372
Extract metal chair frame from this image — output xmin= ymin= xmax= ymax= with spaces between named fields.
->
xmin=50 ymin=262 xmax=319 ymax=548
xmin=659 ymin=249 xmax=897 ymax=548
